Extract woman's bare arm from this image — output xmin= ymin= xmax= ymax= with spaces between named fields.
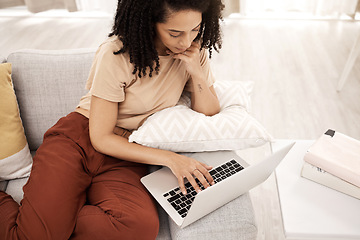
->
xmin=88 ymin=95 xmax=214 ymax=194
xmin=172 ymin=42 xmax=220 ymax=116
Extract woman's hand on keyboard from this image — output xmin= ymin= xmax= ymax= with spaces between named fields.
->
xmin=167 ymin=153 xmax=215 ymax=195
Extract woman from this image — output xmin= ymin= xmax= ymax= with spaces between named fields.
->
xmin=0 ymin=0 xmax=224 ymax=239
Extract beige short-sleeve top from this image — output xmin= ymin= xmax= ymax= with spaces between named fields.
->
xmin=77 ymin=36 xmax=215 ymax=130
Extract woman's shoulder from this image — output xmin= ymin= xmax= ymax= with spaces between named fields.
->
xmin=91 ymin=36 xmax=133 ymax=79
xmin=94 ymin=35 xmax=132 ymax=68
xmin=97 ymin=35 xmax=124 ymax=54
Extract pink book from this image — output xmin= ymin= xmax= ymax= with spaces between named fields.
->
xmin=304 ymin=129 xmax=360 ymax=188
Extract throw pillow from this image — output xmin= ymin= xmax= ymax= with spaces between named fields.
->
xmin=177 ymin=80 xmax=253 ymax=111
xmin=129 ymin=81 xmax=273 ymax=152
xmin=0 ymin=63 xmax=32 ymax=181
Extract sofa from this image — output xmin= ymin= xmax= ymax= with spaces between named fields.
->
xmin=0 ymin=49 xmax=258 ymax=239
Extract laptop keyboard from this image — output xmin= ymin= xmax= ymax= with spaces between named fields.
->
xmin=162 ymin=159 xmax=244 ymax=218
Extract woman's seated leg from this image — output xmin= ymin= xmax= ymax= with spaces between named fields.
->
xmin=70 ymin=158 xmax=159 ymax=240
xmin=0 ymin=112 xmax=101 ymax=240
xmin=0 ymin=135 xmax=92 ymax=239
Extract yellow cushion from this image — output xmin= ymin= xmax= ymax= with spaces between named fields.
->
xmin=0 ymin=63 xmax=32 ymax=181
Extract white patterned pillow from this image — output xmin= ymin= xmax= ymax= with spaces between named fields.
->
xmin=128 ymin=81 xmax=273 ymax=152
xmin=178 ymin=80 xmax=253 ymax=111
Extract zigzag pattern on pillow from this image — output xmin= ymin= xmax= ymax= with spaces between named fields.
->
xmin=135 ymin=106 xmax=269 ymax=140
xmin=214 ymin=81 xmax=253 ymax=111
xmin=129 ymin=105 xmax=273 ymax=152
xmin=177 ymin=81 xmax=254 ymax=111
xmin=129 ymin=80 xmax=272 ymax=152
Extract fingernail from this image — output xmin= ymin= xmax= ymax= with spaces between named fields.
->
xmin=182 ymin=191 xmax=187 ymax=195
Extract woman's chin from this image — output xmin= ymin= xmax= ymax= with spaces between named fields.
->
xmin=175 ymin=48 xmax=187 ymax=53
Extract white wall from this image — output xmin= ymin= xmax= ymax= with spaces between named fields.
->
xmin=76 ymin=0 xmax=117 ymax=14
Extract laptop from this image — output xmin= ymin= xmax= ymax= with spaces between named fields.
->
xmin=141 ymin=142 xmax=295 ymax=228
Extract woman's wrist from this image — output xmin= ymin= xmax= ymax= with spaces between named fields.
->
xmin=189 ymin=71 xmax=206 ymax=84
xmin=157 ymin=150 xmax=178 ymax=168
xmin=188 ymin=73 xmax=208 ymax=93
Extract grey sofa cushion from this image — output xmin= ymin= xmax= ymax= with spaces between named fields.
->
xmin=7 ymin=49 xmax=95 ymax=151
xmin=0 ymin=181 xmax=8 ymax=192
xmin=5 ymin=177 xmax=29 ymax=204
xmin=169 ymin=192 xmax=257 ymax=240
xmin=156 ymin=204 xmax=171 ymax=240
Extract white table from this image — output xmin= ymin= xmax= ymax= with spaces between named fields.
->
xmin=273 ymin=140 xmax=360 ymax=240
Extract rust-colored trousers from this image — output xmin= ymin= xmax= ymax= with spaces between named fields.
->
xmin=0 ymin=112 xmax=159 ymax=240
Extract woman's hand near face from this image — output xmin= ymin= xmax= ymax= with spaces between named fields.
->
xmin=168 ymin=42 xmax=220 ymax=116
xmin=170 ymin=42 xmax=204 ymax=80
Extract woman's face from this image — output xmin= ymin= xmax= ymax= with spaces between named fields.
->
xmin=154 ymin=9 xmax=202 ymax=55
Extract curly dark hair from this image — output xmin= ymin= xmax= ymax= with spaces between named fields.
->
xmin=109 ymin=0 xmax=224 ymax=78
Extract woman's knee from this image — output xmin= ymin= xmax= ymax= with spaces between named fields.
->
xmin=71 ymin=205 xmax=159 ymax=240
xmin=117 ymin=204 xmax=159 ymax=239
xmin=133 ymin=208 xmax=159 ymax=237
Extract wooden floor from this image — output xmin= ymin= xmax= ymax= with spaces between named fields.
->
xmin=1 ymin=8 xmax=360 ymax=239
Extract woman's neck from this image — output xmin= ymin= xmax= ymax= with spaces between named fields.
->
xmin=154 ymin=36 xmax=168 ymax=56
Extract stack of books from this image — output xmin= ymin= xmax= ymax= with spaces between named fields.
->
xmin=301 ymin=129 xmax=360 ymax=199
